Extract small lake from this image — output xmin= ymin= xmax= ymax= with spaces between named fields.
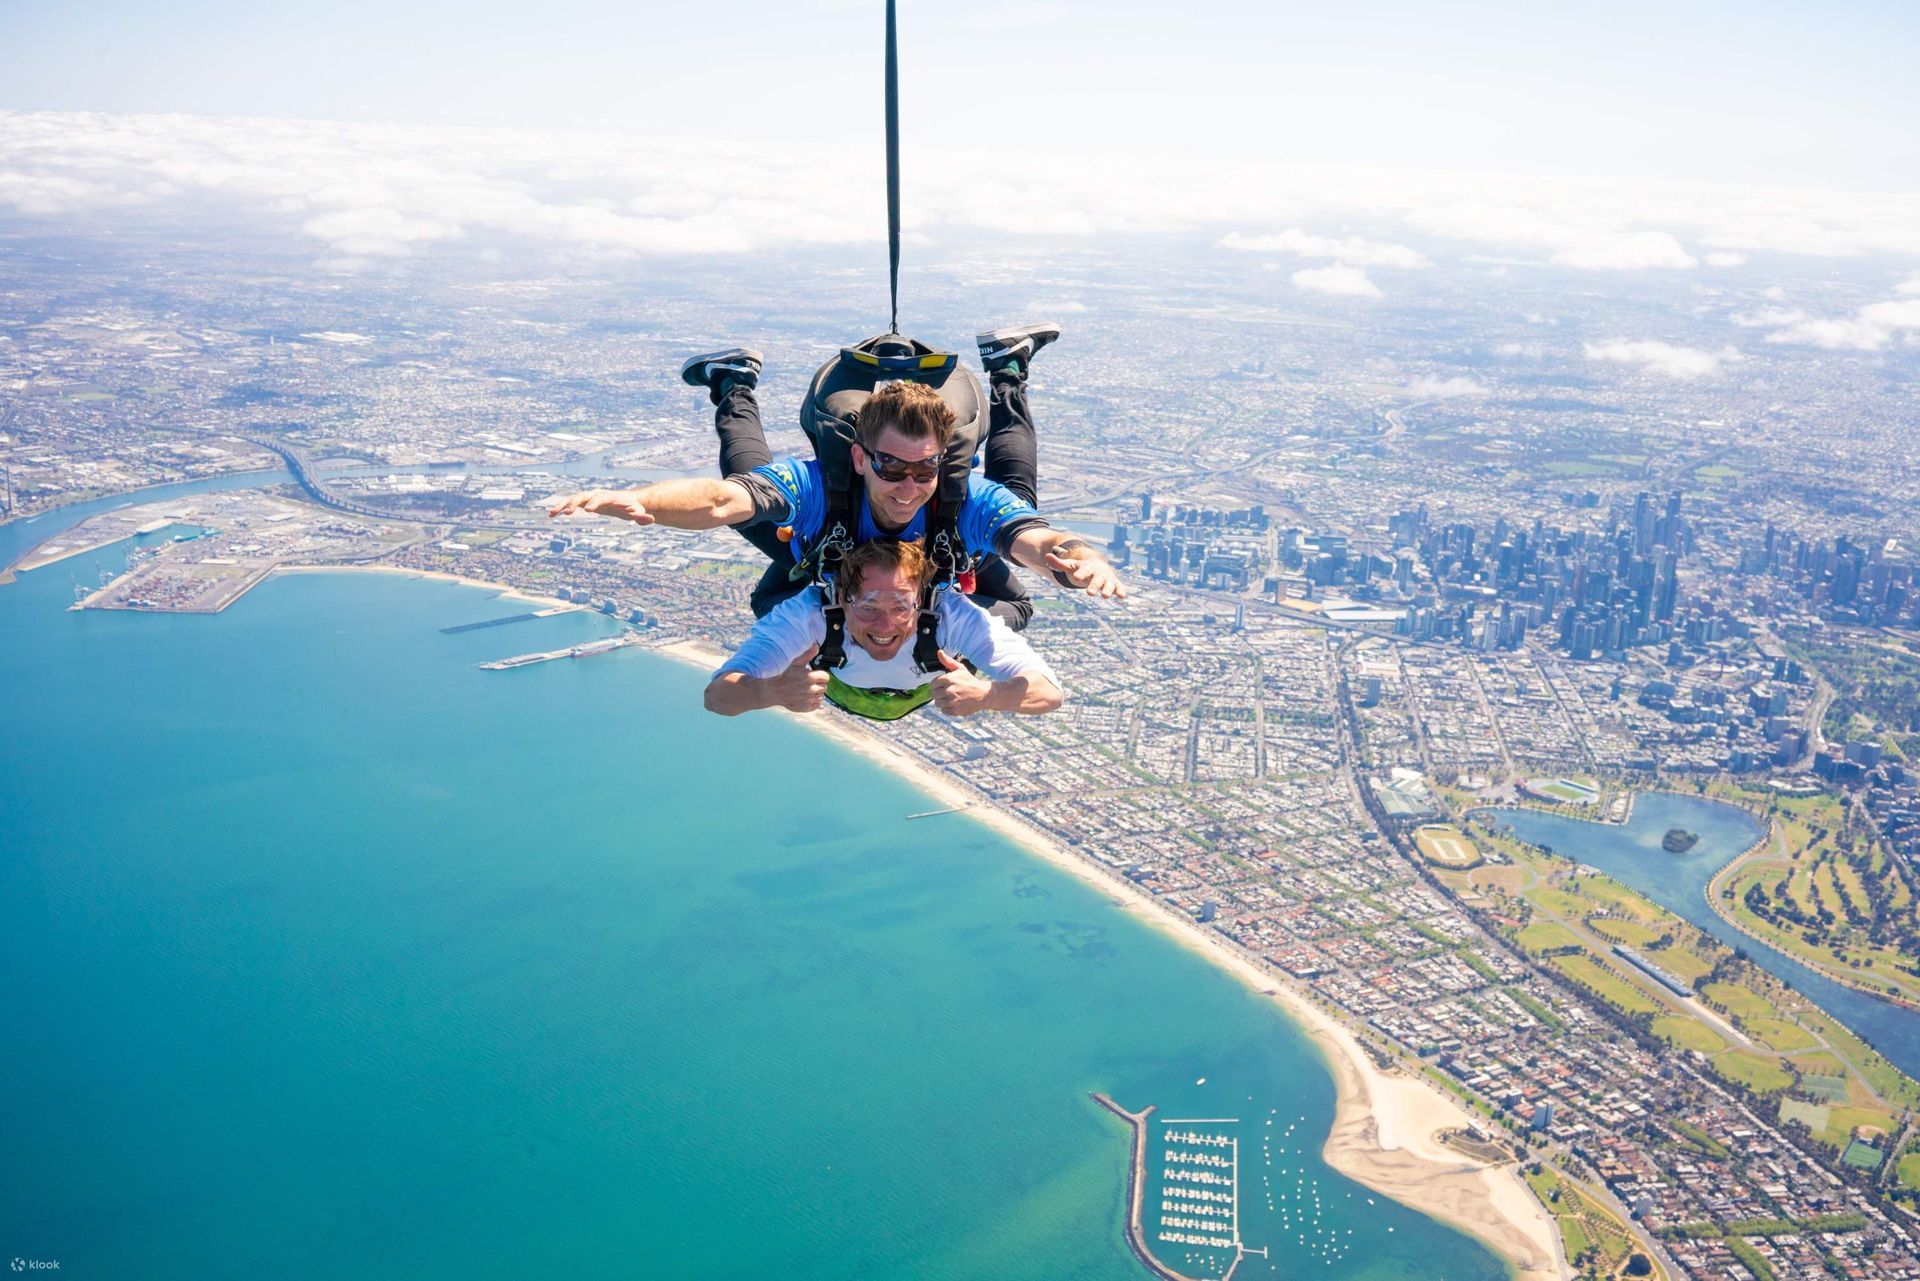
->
xmin=1487 ymin=793 xmax=1920 ymax=1078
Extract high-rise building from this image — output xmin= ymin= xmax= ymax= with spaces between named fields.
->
xmin=1655 ymin=551 xmax=1680 ymax=623
xmin=1633 ymin=491 xmax=1655 ymax=554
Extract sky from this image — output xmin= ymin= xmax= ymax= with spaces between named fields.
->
xmin=4 ymin=0 xmax=1920 ymax=357
xmin=3 ymin=0 xmax=1918 ymax=190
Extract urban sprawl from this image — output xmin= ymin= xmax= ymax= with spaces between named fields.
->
xmin=7 ymin=236 xmax=1920 ymax=1280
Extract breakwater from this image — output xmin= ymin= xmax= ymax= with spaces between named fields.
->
xmin=1094 ymin=1094 xmax=1211 ymax=1281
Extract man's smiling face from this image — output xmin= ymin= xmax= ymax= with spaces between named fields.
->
xmin=853 ymin=424 xmax=940 ymax=533
xmin=842 ymin=561 xmax=919 ymax=662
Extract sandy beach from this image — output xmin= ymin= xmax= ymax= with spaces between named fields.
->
xmin=270 ymin=563 xmax=579 ymax=612
xmin=654 ymin=638 xmax=1564 ymax=1280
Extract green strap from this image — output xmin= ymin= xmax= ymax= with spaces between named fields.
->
xmin=825 ymin=672 xmax=932 ymax=721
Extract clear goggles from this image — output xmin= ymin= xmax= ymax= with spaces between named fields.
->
xmin=843 ymin=589 xmax=919 ymax=621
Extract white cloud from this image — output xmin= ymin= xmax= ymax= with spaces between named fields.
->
xmin=300 ymin=207 xmax=462 ymax=257
xmin=1552 ymin=231 xmax=1697 ymax=271
xmin=1705 ymin=251 xmax=1746 ymax=267
xmin=1405 ymin=201 xmax=1696 ymax=270
xmin=1405 ymin=376 xmax=1488 ymax=399
xmin=4 ymin=108 xmax=1920 ymax=277
xmin=1730 ymin=306 xmax=1808 ymax=328
xmin=1899 ymin=273 xmax=1920 ymax=295
xmin=0 ymin=110 xmax=876 ymax=261
xmin=1764 ymin=298 xmax=1920 ymax=351
xmin=1584 ymin=339 xmax=1741 ymax=378
xmin=1494 ymin=341 xmax=1545 ymax=357
xmin=0 ymin=168 xmax=145 ymax=215
xmin=1220 ymin=228 xmax=1428 ymax=268
xmin=1291 ymin=264 xmax=1382 ymax=298
xmin=1765 ymin=318 xmax=1889 ymax=350
xmin=1762 ymin=286 xmax=1788 ymax=300
xmin=1875 ymin=298 xmax=1920 ymax=326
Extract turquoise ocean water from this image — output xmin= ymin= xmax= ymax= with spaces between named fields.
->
xmin=0 ymin=515 xmax=1505 ymax=1280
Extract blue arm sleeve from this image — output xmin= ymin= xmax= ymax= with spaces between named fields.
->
xmin=960 ymin=474 xmax=1046 ymax=559
xmin=747 ymin=458 xmax=825 ymax=537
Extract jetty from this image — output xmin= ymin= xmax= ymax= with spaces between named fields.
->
xmin=1094 ymin=1094 xmax=1207 ymax=1281
xmin=906 ymin=803 xmax=973 ymax=820
xmin=479 ymin=633 xmax=637 ymax=670
xmin=440 ymin=607 xmax=570 ymax=635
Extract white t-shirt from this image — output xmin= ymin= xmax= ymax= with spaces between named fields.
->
xmin=711 ymin=587 xmax=1061 ymax=693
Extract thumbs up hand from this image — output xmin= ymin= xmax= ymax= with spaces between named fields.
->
xmin=770 ymin=643 xmax=829 ymax=713
xmin=930 ymin=649 xmax=994 ymax=717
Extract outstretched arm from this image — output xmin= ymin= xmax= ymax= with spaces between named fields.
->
xmin=1005 ymin=528 xmax=1126 ymax=600
xmin=548 ymin=478 xmax=756 ymax=530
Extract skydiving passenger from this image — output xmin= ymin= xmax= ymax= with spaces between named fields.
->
xmin=703 ymin=537 xmax=1063 ymax=721
xmin=547 ymin=324 xmax=1122 ymax=615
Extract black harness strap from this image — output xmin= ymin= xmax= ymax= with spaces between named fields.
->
xmin=910 ymin=606 xmax=942 ymax=675
xmin=911 ymin=487 xmax=980 ymax=675
xmin=814 ymin=604 xmax=850 ymax=671
xmin=884 ymin=0 xmax=901 ymax=336
xmin=790 ymin=442 xmax=860 ymax=588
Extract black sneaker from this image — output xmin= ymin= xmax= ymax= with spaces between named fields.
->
xmin=976 ymin=323 xmax=1061 ymax=376
xmin=680 ymin=347 xmax=763 ymax=401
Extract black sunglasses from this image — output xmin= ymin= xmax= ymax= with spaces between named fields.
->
xmin=862 ymin=447 xmax=940 ymax=483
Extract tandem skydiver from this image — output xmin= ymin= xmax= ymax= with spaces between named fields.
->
xmin=680 ymin=323 xmax=1083 ymax=631
xmin=703 ymin=537 xmax=1063 ymax=721
xmin=546 ymin=323 xmax=1124 ymax=618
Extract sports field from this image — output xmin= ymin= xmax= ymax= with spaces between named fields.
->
xmin=1414 ymin=824 xmax=1481 ymax=869
xmin=1524 ymin=777 xmax=1600 ymax=804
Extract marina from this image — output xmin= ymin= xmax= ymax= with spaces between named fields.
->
xmin=1096 ymin=1093 xmax=1271 ymax=1281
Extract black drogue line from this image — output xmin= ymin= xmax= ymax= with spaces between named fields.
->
xmin=884 ymin=0 xmax=901 ymax=335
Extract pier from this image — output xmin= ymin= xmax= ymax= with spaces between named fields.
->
xmin=905 ymin=803 xmax=973 ymax=820
xmin=441 ymin=610 xmax=552 ymax=634
xmin=479 ymin=633 xmax=638 ymax=670
xmin=1159 ymin=1118 xmax=1238 ymax=1126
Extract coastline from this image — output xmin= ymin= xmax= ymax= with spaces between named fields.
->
xmin=32 ymin=530 xmax=1561 ymax=1277
xmin=64 ymin=557 xmax=581 ymax=617
xmin=655 ymin=637 xmax=1563 ymax=1280
xmin=16 ymin=527 xmax=177 ymax=575
xmin=269 ymin=563 xmax=579 ymax=612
